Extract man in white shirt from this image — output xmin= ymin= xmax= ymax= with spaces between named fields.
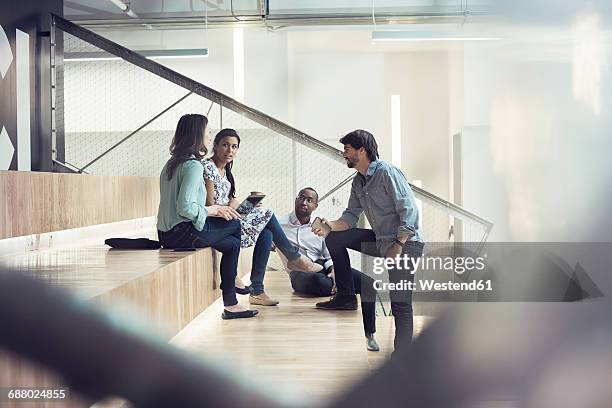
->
xmin=278 ymin=187 xmax=380 ymax=352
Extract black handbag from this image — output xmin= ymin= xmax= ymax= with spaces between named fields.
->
xmin=104 ymin=238 xmax=162 ymax=249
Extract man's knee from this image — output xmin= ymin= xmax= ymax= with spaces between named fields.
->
xmin=325 ymin=231 xmax=347 ymax=252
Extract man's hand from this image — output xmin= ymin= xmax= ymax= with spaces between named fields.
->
xmin=311 ymin=218 xmax=332 ymax=238
xmin=312 ymin=218 xmax=351 ymax=237
xmin=385 ymin=242 xmax=403 ymax=260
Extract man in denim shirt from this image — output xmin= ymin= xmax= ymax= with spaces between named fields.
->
xmin=312 ymin=129 xmax=424 ymax=350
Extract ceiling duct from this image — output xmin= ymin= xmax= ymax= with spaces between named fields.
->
xmin=66 ymin=1 xmax=489 ymax=30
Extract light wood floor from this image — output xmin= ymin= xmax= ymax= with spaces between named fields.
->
xmin=170 ymin=254 xmax=434 ymax=406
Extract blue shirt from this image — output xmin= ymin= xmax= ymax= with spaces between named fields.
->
xmin=340 ymin=160 xmax=423 ymax=255
xmin=157 ymin=159 xmax=208 ymax=232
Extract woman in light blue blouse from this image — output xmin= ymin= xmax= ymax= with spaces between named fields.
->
xmin=156 ymin=114 xmax=257 ymax=320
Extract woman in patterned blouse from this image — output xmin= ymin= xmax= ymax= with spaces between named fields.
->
xmin=203 ymin=129 xmax=322 ymax=306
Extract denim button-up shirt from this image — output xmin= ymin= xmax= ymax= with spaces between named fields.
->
xmin=340 ymin=160 xmax=423 ymax=255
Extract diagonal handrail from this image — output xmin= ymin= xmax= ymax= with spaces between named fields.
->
xmin=53 ymin=14 xmax=493 ymax=238
xmin=53 ymin=14 xmax=343 ymax=164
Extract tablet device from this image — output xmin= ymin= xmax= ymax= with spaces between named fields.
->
xmin=236 ymin=194 xmax=266 ymax=215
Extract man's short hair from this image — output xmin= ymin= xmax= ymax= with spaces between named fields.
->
xmin=299 ymin=187 xmax=319 ymax=202
xmin=339 ymin=130 xmax=379 ymax=162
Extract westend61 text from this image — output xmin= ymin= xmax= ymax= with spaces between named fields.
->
xmin=373 ymin=279 xmax=493 ymax=292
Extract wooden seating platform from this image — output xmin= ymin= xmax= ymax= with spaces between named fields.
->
xmin=0 ymin=170 xmax=254 ymax=407
xmin=1 ymin=236 xmax=253 ymax=340
xmin=0 ymin=224 xmax=255 ymax=408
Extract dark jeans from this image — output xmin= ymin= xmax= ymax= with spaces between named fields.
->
xmin=158 ymin=219 xmax=241 ymax=307
xmin=250 ymin=214 xmax=300 ymax=295
xmin=289 ymin=268 xmax=377 ymax=335
xmin=325 ymin=229 xmax=424 ymax=350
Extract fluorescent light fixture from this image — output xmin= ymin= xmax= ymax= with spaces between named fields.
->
xmin=64 ymin=49 xmax=209 ymax=62
xmin=372 ymin=31 xmax=502 ymax=42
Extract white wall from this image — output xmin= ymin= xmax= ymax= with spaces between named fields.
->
xmin=285 ymin=30 xmax=467 ymax=242
xmin=287 ymin=31 xmax=385 ymax=148
xmin=383 ymin=51 xmax=451 ymax=200
xmin=286 ymin=30 xmax=453 ymax=201
xmin=460 ymin=22 xmax=612 ymax=242
xmin=245 ymin=28 xmax=289 ymax=122
xmin=461 ymin=42 xmax=511 ymax=241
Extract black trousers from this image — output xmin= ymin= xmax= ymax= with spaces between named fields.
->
xmin=325 ymin=229 xmax=424 ymax=350
xmin=289 ymin=268 xmax=376 ymax=335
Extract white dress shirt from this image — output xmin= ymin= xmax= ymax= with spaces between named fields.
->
xmin=278 ymin=211 xmax=334 ymax=271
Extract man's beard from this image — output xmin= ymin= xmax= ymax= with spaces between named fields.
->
xmin=346 ymin=156 xmax=357 ymax=168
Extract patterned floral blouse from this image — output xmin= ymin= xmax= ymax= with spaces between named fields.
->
xmin=202 ymin=158 xmax=273 ymax=248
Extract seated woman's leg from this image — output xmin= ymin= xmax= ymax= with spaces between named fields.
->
xmin=192 ymin=217 xmax=241 ymax=247
xmin=170 ymin=218 xmax=242 ymax=307
xmin=210 ymin=234 xmax=241 ymax=307
xmin=263 ymin=214 xmax=301 ymax=261
xmin=262 ymin=214 xmax=321 ymax=273
xmin=201 ymin=218 xmax=242 ymax=307
xmin=249 ymin=228 xmax=273 ymax=296
xmin=160 ymin=218 xmax=242 ymax=249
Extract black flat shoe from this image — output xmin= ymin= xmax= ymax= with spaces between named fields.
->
xmin=315 ymin=294 xmax=358 ymax=310
xmin=221 ymin=309 xmax=259 ymax=320
xmin=235 ymin=285 xmax=251 ymax=295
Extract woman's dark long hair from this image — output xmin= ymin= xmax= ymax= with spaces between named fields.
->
xmin=166 ymin=114 xmax=209 ymax=180
xmin=213 ymin=128 xmax=241 ymax=199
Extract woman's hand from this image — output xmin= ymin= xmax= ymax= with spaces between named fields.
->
xmin=210 ymin=205 xmax=241 ymax=220
xmin=228 ymin=198 xmax=241 ymax=210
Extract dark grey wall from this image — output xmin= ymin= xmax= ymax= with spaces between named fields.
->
xmin=0 ymin=0 xmax=62 ymax=171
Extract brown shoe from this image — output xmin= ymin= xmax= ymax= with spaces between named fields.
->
xmin=286 ymin=255 xmax=324 ymax=272
xmin=249 ymin=292 xmax=279 ymax=306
